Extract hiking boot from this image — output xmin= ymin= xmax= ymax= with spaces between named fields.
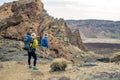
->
xmin=33 ymin=67 xmax=39 ymax=70
xmin=28 ymin=65 xmax=32 ymax=69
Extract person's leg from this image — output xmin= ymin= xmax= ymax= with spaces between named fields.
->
xmin=44 ymin=47 xmax=48 ymax=57
xmin=28 ymin=51 xmax=32 ymax=68
xmin=33 ymin=52 xmax=37 ymax=67
xmin=42 ymin=47 xmax=46 ymax=58
xmin=32 ymin=50 xmax=38 ymax=70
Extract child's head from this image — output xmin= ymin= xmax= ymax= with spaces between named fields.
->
xmin=31 ymin=33 xmax=36 ymax=39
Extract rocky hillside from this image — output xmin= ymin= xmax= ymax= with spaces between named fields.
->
xmin=0 ymin=0 xmax=87 ymax=62
xmin=66 ymin=20 xmax=120 ymax=39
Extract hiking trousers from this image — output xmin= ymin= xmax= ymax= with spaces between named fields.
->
xmin=28 ymin=50 xmax=37 ymax=66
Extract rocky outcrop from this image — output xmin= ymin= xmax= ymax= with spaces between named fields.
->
xmin=0 ymin=0 xmax=86 ymax=60
xmin=69 ymin=30 xmax=86 ymax=51
xmin=0 ymin=2 xmax=13 ymax=20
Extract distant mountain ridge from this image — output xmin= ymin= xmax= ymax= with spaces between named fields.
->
xmin=66 ymin=19 xmax=120 ymax=39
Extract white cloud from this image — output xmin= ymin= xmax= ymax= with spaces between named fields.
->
xmin=42 ymin=0 xmax=64 ymax=3
xmin=1 ymin=0 xmax=120 ymax=20
xmin=64 ymin=0 xmax=120 ymax=11
xmin=43 ymin=0 xmax=120 ymax=20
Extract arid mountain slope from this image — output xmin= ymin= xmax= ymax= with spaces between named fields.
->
xmin=66 ymin=20 xmax=120 ymax=39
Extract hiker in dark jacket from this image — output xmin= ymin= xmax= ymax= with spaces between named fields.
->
xmin=40 ymin=33 xmax=49 ymax=58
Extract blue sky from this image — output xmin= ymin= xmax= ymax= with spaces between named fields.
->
xmin=0 ymin=0 xmax=120 ymax=20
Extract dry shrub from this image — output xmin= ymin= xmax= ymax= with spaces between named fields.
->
xmin=110 ymin=52 xmax=120 ymax=62
xmin=0 ymin=63 xmax=3 ymax=69
xmin=50 ymin=58 xmax=69 ymax=72
xmin=59 ymin=76 xmax=70 ymax=80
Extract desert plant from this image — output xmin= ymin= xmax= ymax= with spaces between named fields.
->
xmin=0 ymin=63 xmax=3 ymax=69
xmin=59 ymin=76 xmax=70 ymax=80
xmin=50 ymin=58 xmax=68 ymax=72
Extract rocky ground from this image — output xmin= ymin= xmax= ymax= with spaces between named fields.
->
xmin=0 ymin=38 xmax=120 ymax=80
xmin=0 ymin=60 xmax=120 ymax=80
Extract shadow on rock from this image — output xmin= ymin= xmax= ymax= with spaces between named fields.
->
xmin=93 ymin=72 xmax=120 ymax=80
xmin=97 ymin=58 xmax=110 ymax=63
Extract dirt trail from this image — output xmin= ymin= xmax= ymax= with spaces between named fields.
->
xmin=0 ymin=61 xmax=120 ymax=80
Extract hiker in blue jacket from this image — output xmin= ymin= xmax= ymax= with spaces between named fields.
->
xmin=24 ymin=32 xmax=33 ymax=45
xmin=40 ymin=33 xmax=49 ymax=58
xmin=23 ymin=32 xmax=33 ymax=50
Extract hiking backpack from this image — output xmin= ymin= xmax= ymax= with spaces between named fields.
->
xmin=23 ymin=35 xmax=33 ymax=50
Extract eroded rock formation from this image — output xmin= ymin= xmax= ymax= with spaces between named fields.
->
xmin=0 ymin=0 xmax=86 ymax=60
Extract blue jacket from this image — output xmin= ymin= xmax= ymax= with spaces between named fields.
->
xmin=24 ymin=34 xmax=33 ymax=45
xmin=40 ymin=37 xmax=48 ymax=48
